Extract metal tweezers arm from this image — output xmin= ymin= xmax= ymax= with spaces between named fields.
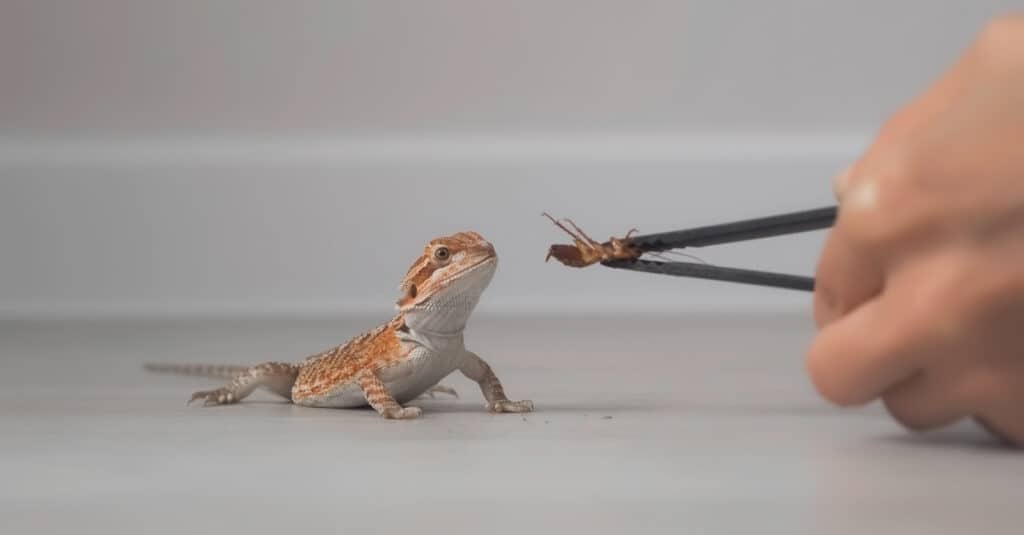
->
xmin=626 ymin=206 xmax=837 ymax=252
xmin=602 ymin=206 xmax=838 ymax=292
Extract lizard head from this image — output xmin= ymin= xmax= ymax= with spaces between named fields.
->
xmin=396 ymin=231 xmax=497 ymax=319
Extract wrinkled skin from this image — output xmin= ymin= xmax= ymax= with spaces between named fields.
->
xmin=807 ymin=14 xmax=1024 ymax=446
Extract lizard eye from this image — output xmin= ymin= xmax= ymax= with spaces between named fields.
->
xmin=433 ymin=247 xmax=451 ymax=262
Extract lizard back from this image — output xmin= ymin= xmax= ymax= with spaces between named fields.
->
xmin=291 ymin=316 xmax=410 ymax=403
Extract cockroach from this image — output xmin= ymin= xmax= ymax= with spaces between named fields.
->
xmin=542 ymin=213 xmax=642 ymax=267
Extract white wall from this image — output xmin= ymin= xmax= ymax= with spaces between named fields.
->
xmin=1 ymin=1 xmax=1019 ymax=318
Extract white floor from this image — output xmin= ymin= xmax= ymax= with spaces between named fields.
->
xmin=1 ymin=314 xmax=1020 ymax=535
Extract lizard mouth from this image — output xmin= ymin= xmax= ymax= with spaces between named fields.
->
xmin=462 ymin=254 xmax=497 ymax=272
xmin=440 ymin=255 xmax=496 ymax=288
xmin=405 ymin=255 xmax=496 ymax=309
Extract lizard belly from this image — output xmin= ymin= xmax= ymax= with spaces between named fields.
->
xmin=296 ymin=382 xmax=366 ymax=408
xmin=384 ymin=347 xmax=462 ymax=404
xmin=294 ymin=347 xmax=461 ymax=408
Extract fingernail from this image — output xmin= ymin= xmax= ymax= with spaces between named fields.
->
xmin=832 ymin=165 xmax=854 ymax=201
xmin=843 ymin=179 xmax=878 ymax=212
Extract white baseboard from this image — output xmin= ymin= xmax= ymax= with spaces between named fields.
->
xmin=0 ymin=131 xmax=870 ymax=166
xmin=0 ymin=131 xmax=851 ymax=320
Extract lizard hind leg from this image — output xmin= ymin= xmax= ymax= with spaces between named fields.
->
xmin=188 ymin=362 xmax=300 ymax=407
xmin=416 ymin=383 xmax=459 ymax=400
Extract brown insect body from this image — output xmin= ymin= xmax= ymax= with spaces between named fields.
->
xmin=543 ymin=213 xmax=641 ymax=268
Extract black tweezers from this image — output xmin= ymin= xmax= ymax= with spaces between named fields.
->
xmin=603 ymin=206 xmax=837 ymax=291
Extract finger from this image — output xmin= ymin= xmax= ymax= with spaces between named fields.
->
xmin=974 ymin=362 xmax=1024 ymax=447
xmin=974 ymin=416 xmax=1023 ymax=448
xmin=812 ymin=227 xmax=885 ymax=329
xmin=806 ymin=288 xmax=933 ymax=406
xmin=880 ymin=365 xmax=978 ymax=431
xmin=832 ymin=165 xmax=854 ymax=202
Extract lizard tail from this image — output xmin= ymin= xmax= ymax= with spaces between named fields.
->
xmin=143 ymin=363 xmax=251 ymax=379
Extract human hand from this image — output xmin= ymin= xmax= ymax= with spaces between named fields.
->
xmin=807 ymin=14 xmax=1024 ymax=445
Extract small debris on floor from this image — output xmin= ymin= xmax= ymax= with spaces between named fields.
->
xmin=601 ymin=415 xmax=613 ymax=420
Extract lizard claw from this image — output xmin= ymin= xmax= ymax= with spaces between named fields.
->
xmin=382 ymin=406 xmax=422 ymax=420
xmin=487 ymin=399 xmax=534 ymax=413
xmin=417 ymin=384 xmax=459 ymax=400
xmin=188 ymin=388 xmax=236 ymax=407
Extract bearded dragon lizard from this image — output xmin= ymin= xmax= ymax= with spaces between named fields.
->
xmin=145 ymin=231 xmax=533 ymax=420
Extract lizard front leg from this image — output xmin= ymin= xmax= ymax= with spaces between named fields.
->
xmin=459 ymin=351 xmax=533 ymax=413
xmin=358 ymin=371 xmax=422 ymax=420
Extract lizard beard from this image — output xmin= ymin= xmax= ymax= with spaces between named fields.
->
xmin=403 ymin=261 xmax=495 ymax=337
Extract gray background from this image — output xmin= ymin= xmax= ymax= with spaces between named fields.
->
xmin=3 ymin=3 xmax=1024 ymax=534
xmin=1 ymin=0 xmax=1019 ymax=318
